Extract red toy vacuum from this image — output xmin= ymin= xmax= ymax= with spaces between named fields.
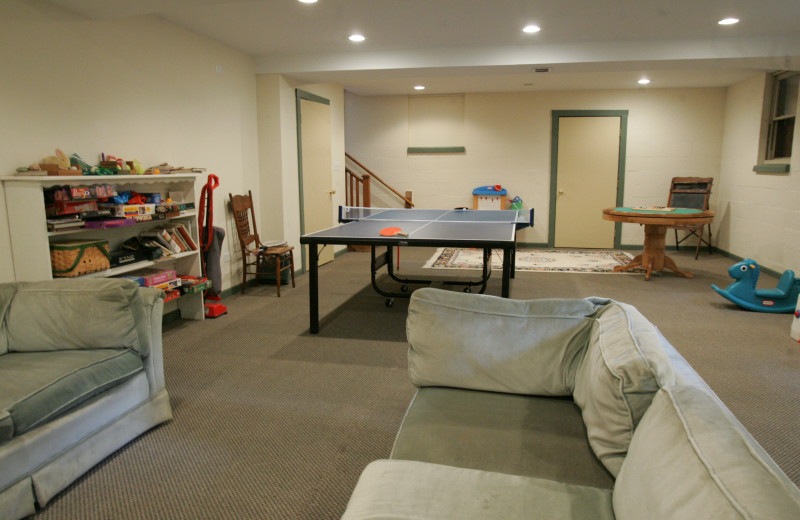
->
xmin=198 ymin=174 xmax=228 ymax=318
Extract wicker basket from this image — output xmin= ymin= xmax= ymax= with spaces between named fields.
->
xmin=50 ymin=239 xmax=111 ymax=277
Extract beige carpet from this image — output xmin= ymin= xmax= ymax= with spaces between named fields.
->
xmin=29 ymin=248 xmax=800 ymax=519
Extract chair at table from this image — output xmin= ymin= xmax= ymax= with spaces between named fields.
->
xmin=229 ymin=191 xmax=295 ymax=296
xmin=666 ymin=177 xmax=713 ymax=259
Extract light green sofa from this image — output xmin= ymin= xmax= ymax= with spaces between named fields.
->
xmin=342 ymin=288 xmax=800 ymax=519
xmin=0 ymin=279 xmax=172 ymax=520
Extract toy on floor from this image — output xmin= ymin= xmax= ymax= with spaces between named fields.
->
xmin=791 ymin=296 xmax=800 ymax=342
xmin=712 ymin=259 xmax=800 ymax=313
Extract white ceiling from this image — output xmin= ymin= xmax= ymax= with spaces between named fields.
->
xmin=32 ymin=0 xmax=800 ymax=95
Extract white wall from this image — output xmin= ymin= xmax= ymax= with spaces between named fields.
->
xmin=717 ymin=74 xmax=800 ymax=274
xmin=255 ymin=74 xmax=299 ymax=252
xmin=0 ymin=6 xmax=258 ymax=287
xmin=345 ymin=88 xmax=727 ymax=246
xmin=254 ymin=79 xmax=347 ymax=270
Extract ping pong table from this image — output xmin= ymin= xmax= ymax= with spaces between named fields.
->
xmin=300 ymin=206 xmax=534 ymax=333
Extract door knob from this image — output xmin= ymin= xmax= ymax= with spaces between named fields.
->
xmin=558 ymin=190 xmax=564 ymax=195
xmin=329 ymin=189 xmax=336 ymax=195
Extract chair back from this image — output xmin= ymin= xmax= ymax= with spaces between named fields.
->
xmin=667 ymin=177 xmax=712 ymax=210
xmin=229 ymin=191 xmax=260 ymax=252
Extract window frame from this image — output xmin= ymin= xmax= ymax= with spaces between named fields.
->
xmin=757 ymin=71 xmax=798 ymax=170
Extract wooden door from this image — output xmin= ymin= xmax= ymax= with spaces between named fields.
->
xmin=298 ymin=92 xmax=335 ymax=267
xmin=553 ymin=116 xmax=621 ymax=248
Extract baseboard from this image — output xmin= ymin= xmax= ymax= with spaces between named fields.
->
xmin=618 ymin=243 xmax=718 ymax=252
xmin=711 ymin=248 xmax=783 ymax=279
xmin=517 ymin=242 xmax=549 ymax=248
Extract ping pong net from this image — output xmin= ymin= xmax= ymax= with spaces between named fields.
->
xmin=338 ymin=206 xmax=533 ymax=227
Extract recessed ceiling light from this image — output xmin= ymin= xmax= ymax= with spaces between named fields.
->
xmin=349 ymin=33 xmax=366 ymax=42
xmin=522 ymin=24 xmax=541 ymax=34
xmin=718 ymin=17 xmax=739 ymax=25
xmin=298 ymin=0 xmax=318 ymax=3
xmin=414 ymin=85 xmax=426 ymax=90
xmin=638 ymin=78 xmax=651 ymax=85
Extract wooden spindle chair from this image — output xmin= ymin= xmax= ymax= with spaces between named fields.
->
xmin=229 ymin=191 xmax=295 ymax=296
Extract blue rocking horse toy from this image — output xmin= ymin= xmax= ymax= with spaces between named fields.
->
xmin=712 ymin=259 xmax=800 ymax=313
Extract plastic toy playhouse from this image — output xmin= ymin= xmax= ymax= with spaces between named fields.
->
xmin=472 ymin=185 xmax=507 ymax=210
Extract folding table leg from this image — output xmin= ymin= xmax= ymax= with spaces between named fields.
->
xmin=308 ymin=244 xmax=319 ymax=334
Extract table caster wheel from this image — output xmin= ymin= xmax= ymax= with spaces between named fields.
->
xmin=385 ymin=298 xmax=394 ymax=307
xmin=401 ymin=285 xmax=409 ymax=292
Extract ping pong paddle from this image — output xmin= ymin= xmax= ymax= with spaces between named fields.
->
xmin=379 ymin=227 xmax=408 ymax=237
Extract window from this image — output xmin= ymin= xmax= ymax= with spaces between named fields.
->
xmin=763 ymin=71 xmax=799 ymax=161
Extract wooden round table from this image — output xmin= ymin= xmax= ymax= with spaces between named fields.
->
xmin=602 ymin=207 xmax=715 ymax=280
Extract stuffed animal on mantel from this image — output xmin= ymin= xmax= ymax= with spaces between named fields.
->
xmin=36 ymin=148 xmax=69 ymax=168
xmin=27 ymin=148 xmax=78 ymax=173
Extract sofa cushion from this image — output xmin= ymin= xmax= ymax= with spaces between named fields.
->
xmin=614 ymin=385 xmax=800 ymax=519
xmin=342 ymin=459 xmax=615 ymax=520
xmin=6 ymin=279 xmax=152 ymax=357
xmin=391 ymin=387 xmax=615 ymax=489
xmin=0 ymin=349 xmax=143 ymax=443
xmin=0 ymin=284 xmax=18 ymax=356
xmin=407 ymin=289 xmax=598 ymax=395
xmin=572 ymin=301 xmax=676 ymax=476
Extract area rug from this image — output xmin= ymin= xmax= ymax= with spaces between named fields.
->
xmin=423 ymin=248 xmax=640 ymax=273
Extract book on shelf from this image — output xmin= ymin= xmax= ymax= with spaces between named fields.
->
xmin=261 ymin=240 xmax=288 ymax=248
xmin=156 ymin=228 xmax=182 ymax=254
xmin=167 ymin=228 xmax=187 ymax=252
xmin=139 ymin=230 xmax=174 ymax=253
xmin=47 ymin=216 xmax=85 ymax=231
xmin=174 ymin=223 xmax=198 ymax=250
xmin=140 ymin=238 xmax=172 ymax=257
xmin=128 ymin=268 xmax=178 ymax=287
xmin=155 ymin=223 xmax=197 ymax=252
xmin=140 ymin=224 xmax=199 ymax=255
xmin=152 ymin=278 xmax=182 ymax=291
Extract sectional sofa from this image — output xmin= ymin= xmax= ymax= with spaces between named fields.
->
xmin=0 ymin=279 xmax=172 ymax=520
xmin=342 ymin=288 xmax=800 ymax=519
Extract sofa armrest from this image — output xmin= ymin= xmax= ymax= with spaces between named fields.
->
xmin=139 ymin=287 xmax=167 ymax=396
xmin=406 ymin=289 xmax=600 ymax=396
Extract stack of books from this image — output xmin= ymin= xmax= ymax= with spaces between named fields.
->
xmin=139 ymin=224 xmax=198 ymax=256
xmin=118 ymin=267 xmax=183 ymax=302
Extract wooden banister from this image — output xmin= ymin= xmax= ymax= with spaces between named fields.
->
xmin=345 ymin=152 xmax=414 ymax=208
xmin=346 ymin=167 xmax=371 ymax=207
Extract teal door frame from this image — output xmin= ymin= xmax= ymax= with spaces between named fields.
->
xmin=295 ymin=89 xmax=331 ymax=273
xmin=549 ymin=110 xmax=628 ymax=249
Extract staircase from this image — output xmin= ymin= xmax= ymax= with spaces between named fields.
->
xmin=345 ymin=153 xmax=413 ymax=251
xmin=345 ymin=153 xmax=414 ymax=209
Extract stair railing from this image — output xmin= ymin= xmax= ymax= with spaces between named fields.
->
xmin=345 ymin=152 xmax=414 ymax=208
xmin=346 ymin=167 xmax=370 ymax=207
